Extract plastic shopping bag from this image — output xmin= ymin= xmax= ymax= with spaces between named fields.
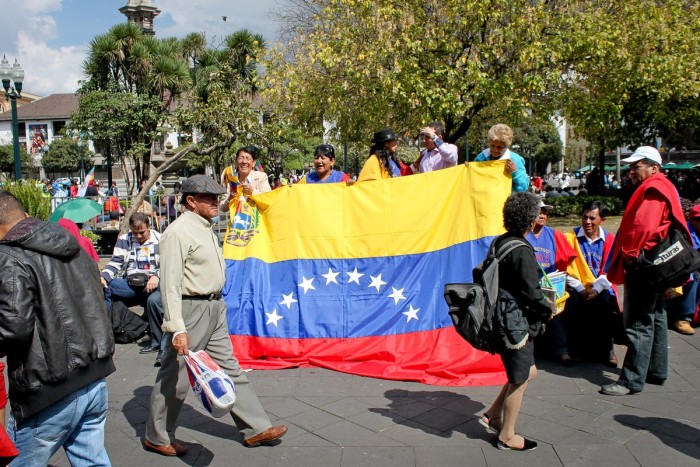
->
xmin=184 ymin=350 xmax=236 ymax=418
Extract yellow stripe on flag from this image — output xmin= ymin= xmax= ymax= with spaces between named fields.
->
xmin=223 ymin=161 xmax=511 ymax=262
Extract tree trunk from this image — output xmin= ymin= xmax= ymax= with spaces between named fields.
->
xmin=120 ymin=132 xmax=238 ymax=234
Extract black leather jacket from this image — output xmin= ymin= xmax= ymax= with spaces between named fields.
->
xmin=0 ymin=218 xmax=115 ymax=423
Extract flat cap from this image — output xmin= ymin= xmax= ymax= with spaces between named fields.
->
xmin=180 ymin=174 xmax=226 ymax=195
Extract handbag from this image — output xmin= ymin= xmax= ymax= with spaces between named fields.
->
xmin=632 ymin=228 xmax=700 ymax=292
xmin=184 ymin=351 xmax=236 ymax=418
xmin=126 ymin=272 xmax=150 ymax=287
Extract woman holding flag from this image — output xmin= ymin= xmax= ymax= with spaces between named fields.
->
xmin=219 ymin=146 xmax=271 ymax=212
xmin=358 ymin=128 xmax=405 ymax=181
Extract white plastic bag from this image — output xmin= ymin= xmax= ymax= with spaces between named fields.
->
xmin=184 ymin=350 xmax=236 ymax=418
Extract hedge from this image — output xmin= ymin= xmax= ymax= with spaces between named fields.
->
xmin=547 ymin=195 xmax=623 ymax=217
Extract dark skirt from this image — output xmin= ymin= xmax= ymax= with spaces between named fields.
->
xmin=500 ymin=339 xmax=535 ymax=385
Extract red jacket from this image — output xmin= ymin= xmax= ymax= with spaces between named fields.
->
xmin=607 ymin=173 xmax=689 ymax=284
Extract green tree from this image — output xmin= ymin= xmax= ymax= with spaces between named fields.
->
xmin=268 ymin=0 xmax=699 ymax=159
xmin=41 ymin=137 xmax=94 ymax=177
xmin=70 ymin=88 xmax=163 ymax=192
xmin=251 ymin=119 xmax=321 ymax=174
xmin=512 ymin=119 xmax=563 ymax=175
xmin=0 ymin=144 xmax=33 ymax=179
xmin=176 ymin=30 xmax=269 ymax=175
xmin=561 ymin=0 xmax=700 ymax=150
xmin=76 ymin=23 xmax=191 ymax=186
xmin=265 ymin=0 xmax=586 ymax=144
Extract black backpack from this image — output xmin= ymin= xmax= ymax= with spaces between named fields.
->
xmin=110 ymin=301 xmax=148 ymax=344
xmin=444 ymin=237 xmax=528 ymax=354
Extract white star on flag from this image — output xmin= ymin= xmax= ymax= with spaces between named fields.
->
xmin=265 ymin=309 xmax=284 ymax=327
xmin=322 ymin=268 xmax=340 ymax=285
xmin=298 ymin=276 xmax=316 ymax=294
xmin=388 ymin=287 xmax=407 ymax=305
xmin=403 ymin=305 xmax=420 ymax=322
xmin=346 ymin=267 xmax=364 ymax=285
xmin=368 ymin=274 xmax=387 ymax=292
xmin=279 ymin=292 xmax=298 ymax=309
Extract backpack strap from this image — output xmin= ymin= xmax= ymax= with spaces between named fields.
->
xmin=491 ymin=236 xmax=529 ymax=261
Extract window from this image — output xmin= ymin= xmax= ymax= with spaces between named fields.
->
xmin=53 ymin=120 xmax=66 ymax=135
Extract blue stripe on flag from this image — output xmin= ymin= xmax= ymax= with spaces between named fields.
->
xmin=224 ymin=236 xmax=493 ymax=339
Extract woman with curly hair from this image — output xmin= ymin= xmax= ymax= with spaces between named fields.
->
xmin=479 ymin=191 xmax=552 ymax=451
xmin=358 ymin=128 xmax=404 ymax=181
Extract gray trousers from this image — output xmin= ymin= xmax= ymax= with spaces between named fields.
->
xmin=145 ymin=298 xmax=271 ymax=445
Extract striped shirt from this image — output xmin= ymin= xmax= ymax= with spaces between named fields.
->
xmin=101 ymin=229 xmax=161 ymax=283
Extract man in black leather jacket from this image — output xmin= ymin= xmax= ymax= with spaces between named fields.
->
xmin=0 ymin=191 xmax=115 ymax=466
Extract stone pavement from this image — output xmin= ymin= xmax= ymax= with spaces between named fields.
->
xmin=46 ymin=329 xmax=700 ymax=467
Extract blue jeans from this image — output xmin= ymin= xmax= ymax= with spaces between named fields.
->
xmin=8 ymin=378 xmax=110 ymax=466
xmin=144 ymin=290 xmax=165 ymax=350
xmin=618 ymin=281 xmax=668 ymax=392
xmin=104 ymin=277 xmax=155 ymax=311
xmin=549 ymin=289 xmax=617 ymax=359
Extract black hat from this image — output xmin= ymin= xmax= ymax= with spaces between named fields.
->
xmin=180 ymin=174 xmax=226 ymax=195
xmin=372 ymin=128 xmax=397 ymax=145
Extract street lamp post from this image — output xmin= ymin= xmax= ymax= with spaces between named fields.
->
xmin=0 ymin=55 xmax=24 ymax=180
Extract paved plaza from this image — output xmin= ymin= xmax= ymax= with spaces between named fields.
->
xmin=47 ymin=328 xmax=700 ymax=467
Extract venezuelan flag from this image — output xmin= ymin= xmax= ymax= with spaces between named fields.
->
xmin=223 ymin=162 xmax=511 ymax=386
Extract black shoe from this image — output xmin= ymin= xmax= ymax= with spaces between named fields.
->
xmin=154 ymin=351 xmax=163 ymax=367
xmin=495 ymin=435 xmax=537 ymax=451
xmin=139 ymin=346 xmax=160 ymax=354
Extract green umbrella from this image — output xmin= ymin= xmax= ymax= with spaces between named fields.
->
xmin=49 ymin=198 xmax=103 ymax=223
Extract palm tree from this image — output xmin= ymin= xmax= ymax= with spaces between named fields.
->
xmin=223 ymin=29 xmax=267 ymax=96
xmin=80 ymin=23 xmax=192 ymax=182
xmin=181 ymin=32 xmax=206 ymax=65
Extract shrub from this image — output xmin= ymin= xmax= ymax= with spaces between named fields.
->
xmin=2 ymin=181 xmax=51 ymax=220
xmin=80 ymin=229 xmax=103 ymax=254
xmin=548 ymin=195 xmax=623 ymax=217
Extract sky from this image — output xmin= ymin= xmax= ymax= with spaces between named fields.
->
xmin=0 ymin=0 xmax=285 ymax=97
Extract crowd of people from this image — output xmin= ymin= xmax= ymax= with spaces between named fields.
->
xmin=1 ymin=121 xmax=698 ymax=462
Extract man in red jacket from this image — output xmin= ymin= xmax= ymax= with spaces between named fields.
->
xmin=601 ymin=147 xmax=690 ymax=396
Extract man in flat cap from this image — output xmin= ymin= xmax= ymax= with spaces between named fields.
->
xmin=144 ymin=175 xmax=287 ymax=457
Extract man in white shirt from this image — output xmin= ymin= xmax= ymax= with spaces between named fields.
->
xmin=407 ymin=121 xmax=458 ymax=174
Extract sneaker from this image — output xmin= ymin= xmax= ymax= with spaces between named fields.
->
xmin=600 ymin=383 xmax=638 ymax=396
xmin=673 ymin=320 xmax=695 ymax=335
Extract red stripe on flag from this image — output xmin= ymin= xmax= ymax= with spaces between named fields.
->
xmin=230 ymin=327 xmax=506 ymax=387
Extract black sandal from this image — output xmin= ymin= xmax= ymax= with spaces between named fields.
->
xmin=478 ymin=413 xmax=501 ymax=434
xmin=495 ymin=434 xmax=537 ymax=451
